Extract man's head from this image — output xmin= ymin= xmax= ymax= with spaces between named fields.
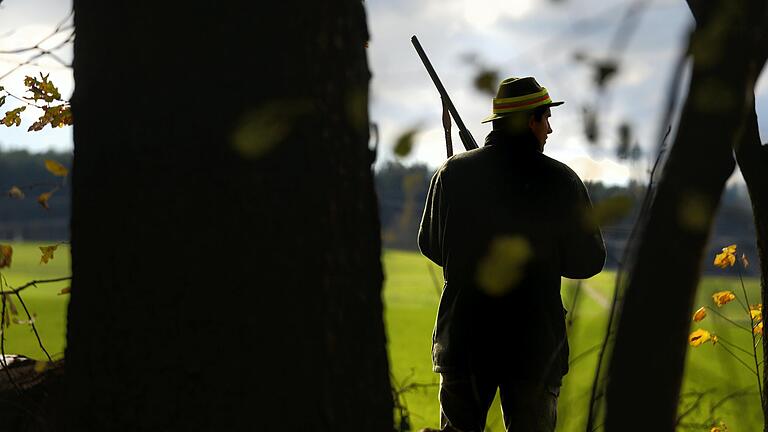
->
xmin=482 ymin=77 xmax=562 ymax=150
xmin=492 ymin=105 xmax=553 ymax=149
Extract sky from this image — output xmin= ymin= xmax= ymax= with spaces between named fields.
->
xmin=1 ymin=0 xmax=766 ymax=184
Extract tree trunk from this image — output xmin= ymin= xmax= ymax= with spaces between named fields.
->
xmin=734 ymin=98 xmax=768 ymax=430
xmin=66 ymin=1 xmax=392 ymax=431
xmin=604 ymin=2 xmax=768 ymax=430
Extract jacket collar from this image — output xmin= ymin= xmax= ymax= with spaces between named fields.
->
xmin=484 ymin=130 xmax=542 ymax=153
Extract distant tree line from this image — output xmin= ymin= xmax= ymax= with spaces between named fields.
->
xmin=375 ymin=160 xmax=759 ymax=276
xmin=0 ymin=149 xmax=71 ymax=240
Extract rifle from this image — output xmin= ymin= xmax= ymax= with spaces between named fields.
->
xmin=411 ymin=35 xmax=479 ymax=156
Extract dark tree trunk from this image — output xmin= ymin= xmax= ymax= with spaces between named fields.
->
xmin=735 ymin=98 xmax=768 ymax=430
xmin=604 ymin=2 xmax=768 ymax=430
xmin=67 ymin=1 xmax=392 ymax=431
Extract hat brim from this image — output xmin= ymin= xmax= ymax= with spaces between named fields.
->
xmin=481 ymin=101 xmax=564 ymax=124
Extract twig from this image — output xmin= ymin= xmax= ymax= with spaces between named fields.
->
xmin=12 ymin=292 xmax=52 ymax=362
xmin=738 ymin=264 xmax=764 ymax=406
xmin=5 ymin=276 xmax=71 ymax=295
xmin=705 ymin=305 xmax=753 ymax=333
xmin=718 ymin=343 xmax=758 ymax=377
xmin=0 ymin=274 xmax=20 ymax=393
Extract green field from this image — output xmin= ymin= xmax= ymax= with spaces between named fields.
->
xmin=1 ymin=244 xmax=763 ymax=430
xmin=383 ymin=249 xmax=764 ymax=431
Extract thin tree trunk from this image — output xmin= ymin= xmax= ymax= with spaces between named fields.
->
xmin=605 ymin=2 xmax=768 ymax=430
xmin=66 ymin=1 xmax=392 ymax=430
xmin=734 ymin=98 xmax=768 ymax=430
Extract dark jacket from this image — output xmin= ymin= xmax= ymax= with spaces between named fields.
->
xmin=418 ymin=130 xmax=606 ymax=385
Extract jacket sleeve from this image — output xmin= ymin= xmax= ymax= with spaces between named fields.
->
xmin=418 ymin=167 xmax=448 ymax=266
xmin=559 ymin=175 xmax=606 ymax=279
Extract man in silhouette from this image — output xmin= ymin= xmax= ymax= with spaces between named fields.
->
xmin=418 ymin=77 xmax=606 ymax=432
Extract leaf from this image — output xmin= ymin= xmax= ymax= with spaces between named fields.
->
xmin=688 ymin=328 xmax=711 ymax=347
xmin=712 ymin=291 xmax=736 ymax=307
xmin=0 ymin=95 xmax=5 ymax=108
xmin=741 ymin=253 xmax=749 ymax=269
xmin=37 ymin=191 xmax=54 ymax=209
xmin=7 ymin=186 xmax=24 ymax=199
xmin=692 ymin=307 xmax=706 ymax=322
xmin=713 ymin=244 xmax=737 ymax=269
xmin=394 ymin=128 xmax=420 ymax=157
xmin=58 ymin=286 xmax=70 ymax=295
xmin=39 ymin=245 xmax=58 ymax=264
xmin=1 ymin=106 xmax=26 ymax=127
xmin=0 ymin=244 xmax=12 ymax=268
xmin=754 ymin=321 xmax=764 ymax=336
xmin=28 ymin=104 xmax=72 ymax=132
xmin=473 ymin=69 xmax=499 ymax=97
xmin=44 ymin=159 xmax=69 ymax=177
xmin=24 ymin=73 xmax=62 ymax=103
xmin=6 ymin=295 xmax=17 ymax=317
xmin=33 ymin=361 xmax=48 ymax=374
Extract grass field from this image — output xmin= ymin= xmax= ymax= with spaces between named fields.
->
xmin=0 ymin=244 xmax=763 ymax=430
xmin=383 ymin=249 xmax=764 ymax=431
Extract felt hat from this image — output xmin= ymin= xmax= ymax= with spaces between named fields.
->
xmin=481 ymin=77 xmax=564 ymax=123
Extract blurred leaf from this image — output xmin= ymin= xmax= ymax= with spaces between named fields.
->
xmin=572 ymin=51 xmax=588 ymax=62
xmin=616 ymin=122 xmax=632 ymax=159
xmin=473 ymin=69 xmax=499 ymax=96
xmin=34 ymin=361 xmax=49 ymax=373
xmin=582 ymin=106 xmax=598 ymax=144
xmin=24 ymin=73 xmax=61 ymax=103
xmin=2 ymin=106 xmax=26 ymax=127
xmin=0 ymin=95 xmax=5 ymax=108
xmin=232 ymin=99 xmax=311 ymax=159
xmin=591 ymin=195 xmax=633 ymax=226
xmin=37 ymin=190 xmax=54 ymax=209
xmin=39 ymin=245 xmax=58 ymax=264
xmin=0 ymin=244 xmax=12 ymax=268
xmin=7 ymin=186 xmax=24 ymax=199
xmin=44 ymin=159 xmax=69 ymax=177
xmin=6 ymin=295 xmax=17 ymax=317
xmin=393 ymin=127 xmax=420 ymax=157
xmin=476 ymin=235 xmax=532 ymax=296
xmin=58 ymin=286 xmax=70 ymax=295
xmin=679 ymin=193 xmax=711 ymax=232
xmin=594 ymin=60 xmax=619 ymax=88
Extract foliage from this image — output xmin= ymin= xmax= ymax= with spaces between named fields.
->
xmin=0 ymin=73 xmax=73 ymax=132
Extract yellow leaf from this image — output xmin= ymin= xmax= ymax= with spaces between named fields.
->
xmin=754 ymin=321 xmax=763 ymax=336
xmin=689 ymin=328 xmax=712 ymax=347
xmin=712 ymin=291 xmax=736 ymax=307
xmin=37 ymin=191 xmax=54 ymax=209
xmin=58 ymin=286 xmax=70 ymax=295
xmin=692 ymin=307 xmax=707 ymax=322
xmin=0 ymin=244 xmax=12 ymax=268
xmin=711 ymin=421 xmax=729 ymax=432
xmin=39 ymin=245 xmax=58 ymax=264
xmin=7 ymin=186 xmax=24 ymax=199
xmin=33 ymin=361 xmax=48 ymax=374
xmin=44 ymin=159 xmax=69 ymax=177
xmin=1 ymin=106 xmax=25 ymax=127
xmin=713 ymin=244 xmax=737 ymax=269
xmin=750 ymin=304 xmax=762 ymax=322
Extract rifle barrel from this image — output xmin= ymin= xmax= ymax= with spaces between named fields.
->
xmin=411 ymin=36 xmax=478 ymax=151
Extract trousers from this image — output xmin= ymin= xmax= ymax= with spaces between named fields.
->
xmin=439 ymin=371 xmax=559 ymax=432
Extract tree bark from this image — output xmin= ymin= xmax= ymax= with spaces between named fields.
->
xmin=734 ymin=97 xmax=768 ymax=430
xmin=605 ymin=2 xmax=768 ymax=430
xmin=67 ymin=1 xmax=392 ymax=431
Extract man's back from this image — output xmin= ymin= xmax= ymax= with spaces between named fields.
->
xmin=418 ymin=130 xmax=606 ymax=384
